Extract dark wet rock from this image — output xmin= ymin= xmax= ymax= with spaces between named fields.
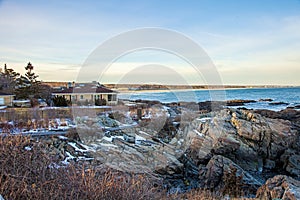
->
xmin=279 ymin=149 xmax=300 ymax=178
xmin=285 ymin=154 xmax=300 ymax=177
xmin=160 ymin=154 xmax=199 ymax=193
xmin=196 ymin=100 xmax=257 ymax=112
xmin=264 ymin=159 xmax=276 ymax=170
xmin=197 ymin=101 xmax=224 ymax=112
xmin=254 ymin=108 xmax=298 ymax=120
xmin=134 ymin=99 xmax=161 ymax=107
xmin=178 ymin=154 xmax=199 ymax=179
xmin=256 ymin=175 xmax=300 ymax=200
xmin=226 ymin=99 xmax=256 ymax=106
xmin=168 ymin=100 xmax=257 ymax=114
xmin=198 ymin=155 xmax=261 ymax=195
xmin=259 ymin=98 xmax=273 ymax=102
xmin=269 ymin=101 xmax=289 ymax=106
xmin=254 ymin=109 xmax=300 ymax=125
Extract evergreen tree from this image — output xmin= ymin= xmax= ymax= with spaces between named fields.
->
xmin=16 ymin=62 xmax=42 ymax=100
xmin=0 ymin=63 xmax=20 ymax=94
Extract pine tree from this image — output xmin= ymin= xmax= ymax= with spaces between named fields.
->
xmin=0 ymin=63 xmax=20 ymax=94
xmin=25 ymin=62 xmax=41 ymax=97
xmin=16 ymin=62 xmax=41 ymax=100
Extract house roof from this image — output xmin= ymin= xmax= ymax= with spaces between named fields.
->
xmin=52 ymin=86 xmax=116 ymax=94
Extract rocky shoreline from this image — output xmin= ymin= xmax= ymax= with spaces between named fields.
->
xmin=10 ymin=99 xmax=300 ymax=199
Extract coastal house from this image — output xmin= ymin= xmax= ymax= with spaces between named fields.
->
xmin=0 ymin=92 xmax=15 ymax=107
xmin=52 ymin=83 xmax=118 ymax=105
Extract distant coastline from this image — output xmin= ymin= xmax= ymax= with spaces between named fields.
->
xmin=107 ymin=84 xmax=300 ymax=94
xmin=104 ymin=83 xmax=297 ymax=91
xmin=43 ymin=82 xmax=298 ymax=93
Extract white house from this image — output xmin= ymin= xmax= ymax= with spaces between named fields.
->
xmin=52 ymin=83 xmax=118 ymax=105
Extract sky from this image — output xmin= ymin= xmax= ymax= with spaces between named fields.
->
xmin=0 ymin=0 xmax=300 ymax=85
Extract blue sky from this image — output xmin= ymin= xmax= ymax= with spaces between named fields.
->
xmin=0 ymin=0 xmax=300 ymax=85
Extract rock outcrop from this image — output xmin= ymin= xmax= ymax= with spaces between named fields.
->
xmin=39 ymin=135 xmax=94 ymax=165
xmin=256 ymin=175 xmax=300 ymax=200
xmin=39 ymin=107 xmax=300 ymax=197
xmin=181 ymin=109 xmax=297 ymax=174
xmin=254 ymin=108 xmax=300 ymax=132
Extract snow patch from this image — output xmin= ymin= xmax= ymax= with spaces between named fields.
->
xmin=78 ymin=143 xmax=96 ymax=152
xmin=102 ymin=136 xmax=123 ymax=142
xmin=193 ymin=129 xmax=204 ymax=137
xmin=62 ymin=151 xmax=76 ymax=165
xmin=68 ymin=142 xmax=89 ymax=153
xmin=58 ymin=136 xmax=68 ymax=140
xmin=24 ymin=146 xmax=32 ymax=151
xmin=138 ymin=131 xmax=151 ymax=136
xmin=135 ymin=134 xmax=147 ymax=145
xmin=77 ymin=157 xmax=94 ymax=161
xmin=99 ymin=143 xmax=118 ymax=148
xmin=197 ymin=117 xmax=211 ymax=123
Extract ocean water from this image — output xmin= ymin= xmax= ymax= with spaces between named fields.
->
xmin=119 ymin=87 xmax=300 ymax=111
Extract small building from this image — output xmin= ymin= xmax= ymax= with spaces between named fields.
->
xmin=52 ymin=83 xmax=118 ymax=105
xmin=0 ymin=92 xmax=15 ymax=107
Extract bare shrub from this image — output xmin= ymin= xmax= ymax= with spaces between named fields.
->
xmin=221 ymin=165 xmax=245 ymax=198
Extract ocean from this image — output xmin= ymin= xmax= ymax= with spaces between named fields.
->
xmin=119 ymin=87 xmax=300 ymax=111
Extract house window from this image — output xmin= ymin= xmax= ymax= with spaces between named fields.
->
xmin=94 ymin=95 xmax=100 ymax=100
xmin=112 ymin=94 xmax=117 ymax=101
xmin=108 ymin=94 xmax=112 ymax=101
xmin=80 ymin=95 xmax=84 ymax=100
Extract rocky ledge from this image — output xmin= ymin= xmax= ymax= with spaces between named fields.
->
xmin=36 ymin=107 xmax=300 ymax=198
